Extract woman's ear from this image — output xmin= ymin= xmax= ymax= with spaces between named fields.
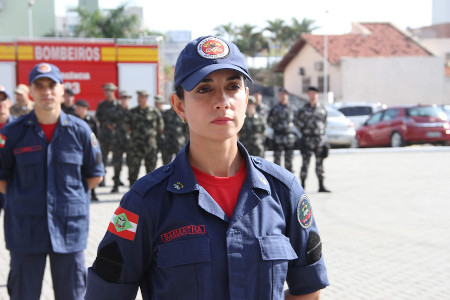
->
xmin=170 ymin=93 xmax=186 ymax=122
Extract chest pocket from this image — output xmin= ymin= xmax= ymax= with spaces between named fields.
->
xmin=258 ymin=235 xmax=298 ymax=299
xmin=15 ymin=151 xmax=43 ymax=190
xmin=56 ymin=152 xmax=83 ymax=187
xmin=157 ymin=238 xmax=212 ymax=299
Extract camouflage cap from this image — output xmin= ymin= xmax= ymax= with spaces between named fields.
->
xmin=15 ymin=84 xmax=30 ymax=95
xmin=136 ymin=90 xmax=149 ymax=96
xmin=102 ymin=82 xmax=118 ymax=90
xmin=247 ymin=95 xmax=257 ymax=104
xmin=154 ymin=95 xmax=165 ymax=103
xmin=119 ymin=90 xmax=132 ymax=98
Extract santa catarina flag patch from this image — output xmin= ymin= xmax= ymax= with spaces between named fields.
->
xmin=108 ymin=206 xmax=139 ymax=241
xmin=0 ymin=133 xmax=6 ymax=148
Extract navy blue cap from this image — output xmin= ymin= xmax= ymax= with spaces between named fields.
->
xmin=174 ymin=36 xmax=252 ymax=92
xmin=29 ymin=63 xmax=63 ymax=85
xmin=0 ymin=86 xmax=11 ymax=99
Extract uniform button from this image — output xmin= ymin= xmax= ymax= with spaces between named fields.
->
xmin=254 ymin=158 xmax=262 ymax=164
xmin=163 ymin=166 xmax=170 ymax=172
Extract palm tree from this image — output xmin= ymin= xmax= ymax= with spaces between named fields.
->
xmin=71 ymin=5 xmax=140 ymax=39
xmin=213 ymin=23 xmax=237 ymax=41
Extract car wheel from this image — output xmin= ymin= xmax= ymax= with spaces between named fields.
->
xmin=390 ymin=132 xmax=404 ymax=147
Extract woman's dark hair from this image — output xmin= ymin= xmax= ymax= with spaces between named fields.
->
xmin=175 ymin=85 xmax=184 ymax=100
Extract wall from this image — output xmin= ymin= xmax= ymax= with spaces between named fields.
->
xmin=0 ymin=0 xmax=55 ymax=38
xmin=283 ymin=44 xmax=342 ymax=102
xmin=340 ymin=56 xmax=446 ymax=105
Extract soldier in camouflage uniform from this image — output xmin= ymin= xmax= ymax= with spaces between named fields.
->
xmin=295 ymin=86 xmax=330 ymax=192
xmin=239 ymin=96 xmax=266 ymax=157
xmin=253 ymin=90 xmax=269 ymax=121
xmin=74 ymin=99 xmax=100 ymax=200
xmin=10 ymin=84 xmax=34 ymax=117
xmin=126 ymin=90 xmax=164 ymax=185
xmin=95 ymin=82 xmax=121 ymax=187
xmin=267 ymin=88 xmax=297 ymax=172
xmin=161 ymin=101 xmax=189 ymax=165
xmin=153 ymin=95 xmax=166 ymax=162
xmin=111 ymin=90 xmax=132 ymax=192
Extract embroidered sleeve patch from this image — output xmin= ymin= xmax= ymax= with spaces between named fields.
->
xmin=107 ymin=206 xmax=139 ymax=241
xmin=297 ymin=195 xmax=313 ymax=229
xmin=0 ymin=133 xmax=6 ymax=148
xmin=90 ymin=133 xmax=99 ymax=148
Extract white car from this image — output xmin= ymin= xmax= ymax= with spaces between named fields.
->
xmin=325 ymin=106 xmax=356 ymax=148
xmin=331 ymin=102 xmax=386 ymax=129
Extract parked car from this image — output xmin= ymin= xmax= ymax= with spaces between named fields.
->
xmin=325 ymin=106 xmax=356 ymax=148
xmin=356 ymin=105 xmax=450 ymax=147
xmin=332 ymin=102 xmax=386 ymax=129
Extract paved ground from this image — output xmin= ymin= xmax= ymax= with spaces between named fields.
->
xmin=0 ymin=146 xmax=449 ymax=299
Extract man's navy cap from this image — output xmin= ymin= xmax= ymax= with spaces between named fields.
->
xmin=174 ymin=36 xmax=252 ymax=92
xmin=29 ymin=63 xmax=63 ymax=85
xmin=75 ymin=99 xmax=89 ymax=108
xmin=308 ymin=86 xmax=319 ymax=92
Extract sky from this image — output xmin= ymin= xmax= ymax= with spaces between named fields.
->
xmin=55 ymin=0 xmax=433 ymax=37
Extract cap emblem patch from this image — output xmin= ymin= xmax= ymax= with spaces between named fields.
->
xmin=197 ymin=37 xmax=229 ymax=59
xmin=38 ymin=63 xmax=52 ymax=73
xmin=297 ymin=195 xmax=313 ymax=228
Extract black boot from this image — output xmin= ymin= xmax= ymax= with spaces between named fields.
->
xmin=91 ymin=189 xmax=99 ymax=201
xmin=111 ymin=185 xmax=119 ymax=193
xmin=318 ymin=180 xmax=331 ymax=193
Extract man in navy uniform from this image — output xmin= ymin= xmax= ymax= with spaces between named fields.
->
xmin=0 ymin=62 xmax=104 ymax=300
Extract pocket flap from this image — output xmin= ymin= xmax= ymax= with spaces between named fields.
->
xmin=55 ymin=201 xmax=88 ymax=216
xmin=258 ymin=235 xmax=298 ymax=261
xmin=157 ymin=238 xmax=211 ymax=268
xmin=57 ymin=152 xmax=83 ymax=164
xmin=15 ymin=151 xmax=43 ymax=166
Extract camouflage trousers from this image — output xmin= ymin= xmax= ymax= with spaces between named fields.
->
xmin=300 ymin=143 xmax=325 ymax=181
xmin=127 ymin=145 xmax=158 ymax=186
xmin=273 ymin=143 xmax=294 ymax=172
xmin=112 ymin=142 xmax=128 ymax=186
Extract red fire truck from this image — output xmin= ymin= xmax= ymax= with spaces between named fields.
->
xmin=0 ymin=38 xmax=159 ymax=110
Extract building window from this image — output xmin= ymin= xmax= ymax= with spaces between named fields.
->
xmin=318 ymin=76 xmax=330 ymax=93
xmin=302 ymin=77 xmax=311 ymax=93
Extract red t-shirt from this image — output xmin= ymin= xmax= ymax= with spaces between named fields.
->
xmin=192 ymin=161 xmax=246 ymax=218
xmin=39 ymin=122 xmax=58 ymax=142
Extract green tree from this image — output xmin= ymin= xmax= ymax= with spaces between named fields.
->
xmin=288 ymin=17 xmax=319 ymax=45
xmin=213 ymin=23 xmax=237 ymax=40
xmin=234 ymin=24 xmax=267 ymax=59
xmin=71 ymin=4 xmax=140 ymax=39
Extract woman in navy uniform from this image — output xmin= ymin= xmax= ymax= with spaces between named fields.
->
xmin=86 ymin=36 xmax=329 ymax=299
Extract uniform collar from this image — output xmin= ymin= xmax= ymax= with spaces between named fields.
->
xmin=23 ymin=110 xmax=72 ymax=127
xmin=166 ymin=141 xmax=270 ymax=195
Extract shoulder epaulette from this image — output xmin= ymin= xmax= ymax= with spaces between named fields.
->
xmin=250 ymin=156 xmax=296 ymax=189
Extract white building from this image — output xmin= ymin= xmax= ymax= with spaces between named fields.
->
xmin=274 ymin=22 xmax=449 ymax=106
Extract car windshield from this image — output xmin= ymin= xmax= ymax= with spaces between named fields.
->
xmin=339 ymin=106 xmax=373 ymax=116
xmin=406 ymin=106 xmax=447 ymax=119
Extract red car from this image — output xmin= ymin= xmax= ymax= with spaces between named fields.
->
xmin=356 ymin=105 xmax=450 ymax=147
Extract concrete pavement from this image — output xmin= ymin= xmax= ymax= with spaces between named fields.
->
xmin=0 ymin=146 xmax=449 ymax=299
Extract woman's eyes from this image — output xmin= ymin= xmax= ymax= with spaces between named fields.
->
xmin=196 ymin=83 xmax=241 ymax=93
